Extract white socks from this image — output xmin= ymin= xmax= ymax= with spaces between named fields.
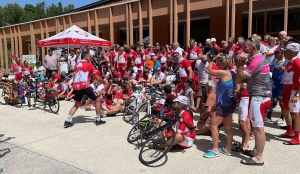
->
xmin=96 ymin=115 xmax=101 ymax=121
xmin=66 ymin=115 xmax=72 ymax=122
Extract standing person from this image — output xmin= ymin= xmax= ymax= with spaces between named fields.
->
xmin=44 ymin=49 xmax=59 ymax=79
xmin=203 ymin=53 xmax=236 ymax=158
xmin=173 ymin=52 xmax=193 ymax=83
xmin=266 ymin=37 xmax=278 ymax=72
xmin=236 ymin=38 xmax=272 ymax=166
xmin=58 ymin=50 xmax=69 ymax=74
xmin=68 ymin=50 xmax=77 ymax=74
xmin=184 ymin=78 xmax=195 ymax=115
xmin=195 ymin=55 xmax=209 ymax=108
xmin=280 ymin=43 xmax=300 ymax=145
xmin=211 ymin=38 xmax=221 ymax=52
xmin=188 ymin=38 xmax=202 ymax=70
xmin=118 ymin=47 xmax=128 ymax=72
xmin=64 ymin=51 xmax=106 ymax=127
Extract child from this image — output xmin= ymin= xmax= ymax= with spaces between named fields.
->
xmin=184 ymin=78 xmax=194 ymax=113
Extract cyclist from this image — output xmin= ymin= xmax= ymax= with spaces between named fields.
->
xmin=150 ymin=95 xmax=196 ymax=149
xmin=64 ymin=51 xmax=106 ymax=127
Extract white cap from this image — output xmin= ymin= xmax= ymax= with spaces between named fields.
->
xmin=159 ymin=99 xmax=165 ymax=105
xmin=285 ymin=43 xmax=300 ymax=52
xmin=211 ymin=38 xmax=216 ymax=42
xmin=206 ymin=38 xmax=211 ymax=42
xmin=173 ymin=95 xmax=188 ymax=105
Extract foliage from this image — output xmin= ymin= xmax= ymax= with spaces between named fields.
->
xmin=0 ymin=1 xmax=75 ymax=27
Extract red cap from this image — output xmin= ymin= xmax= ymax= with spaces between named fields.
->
xmin=12 ymin=54 xmax=16 ymax=59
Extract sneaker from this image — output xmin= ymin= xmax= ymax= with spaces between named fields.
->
xmin=276 ymin=119 xmax=285 ymax=126
xmin=64 ymin=121 xmax=74 ymax=127
xmin=29 ymin=106 xmax=35 ymax=110
xmin=95 ymin=120 xmax=106 ymax=125
xmin=264 ymin=118 xmax=271 ymax=122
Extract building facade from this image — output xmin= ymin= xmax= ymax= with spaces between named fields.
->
xmin=0 ymin=0 xmax=300 ymax=73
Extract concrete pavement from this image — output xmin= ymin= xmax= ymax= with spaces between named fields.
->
xmin=0 ymin=96 xmax=299 ymax=174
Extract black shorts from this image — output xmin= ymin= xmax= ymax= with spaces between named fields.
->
xmin=73 ymin=88 xmax=98 ymax=102
xmin=214 ymin=104 xmax=236 ymax=118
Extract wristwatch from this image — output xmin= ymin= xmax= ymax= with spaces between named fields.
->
xmin=295 ymin=93 xmax=300 ymax=97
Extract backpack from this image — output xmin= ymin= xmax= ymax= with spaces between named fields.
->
xmin=193 ymin=72 xmax=200 ymax=93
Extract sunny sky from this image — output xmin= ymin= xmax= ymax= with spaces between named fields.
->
xmin=0 ymin=0 xmax=98 ymax=8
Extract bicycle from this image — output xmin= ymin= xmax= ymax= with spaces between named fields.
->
xmin=25 ymin=77 xmax=60 ymax=114
xmin=0 ymin=74 xmax=24 ymax=107
xmin=137 ymin=110 xmax=181 ymax=165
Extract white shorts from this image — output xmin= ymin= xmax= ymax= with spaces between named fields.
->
xmin=178 ymin=136 xmax=194 ymax=148
xmin=249 ymin=96 xmax=271 ymax=128
xmin=238 ymin=97 xmax=249 ymax=121
xmin=288 ymin=90 xmax=300 ymax=113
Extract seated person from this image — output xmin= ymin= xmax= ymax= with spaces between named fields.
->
xmin=60 ymin=71 xmax=68 ymax=82
xmin=23 ymin=60 xmax=33 ymax=80
xmin=120 ymin=67 xmax=129 ymax=79
xmin=101 ymin=81 xmax=125 ymax=116
xmin=151 ymin=67 xmax=166 ymax=85
xmin=33 ymin=61 xmax=46 ymax=81
xmin=56 ymin=79 xmax=68 ymax=100
xmin=192 ymin=80 xmax=216 ymax=135
xmin=49 ymin=70 xmax=61 ymax=88
xmin=138 ymin=69 xmax=152 ymax=84
xmin=150 ymin=96 xmax=196 ymax=149
xmin=123 ymin=82 xmax=134 ymax=103
xmin=84 ymin=80 xmax=105 ymax=110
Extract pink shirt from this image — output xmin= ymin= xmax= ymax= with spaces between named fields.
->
xmin=44 ymin=54 xmax=59 ymax=70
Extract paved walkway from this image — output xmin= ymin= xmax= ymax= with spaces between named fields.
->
xmin=0 ymin=98 xmax=298 ymax=174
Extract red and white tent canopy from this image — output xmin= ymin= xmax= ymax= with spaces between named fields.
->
xmin=37 ymin=25 xmax=111 ymax=47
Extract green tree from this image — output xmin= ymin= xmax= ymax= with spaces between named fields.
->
xmin=0 ymin=6 xmax=4 ymax=27
xmin=46 ymin=3 xmax=63 ymax=17
xmin=63 ymin=4 xmax=74 ymax=13
xmin=2 ymin=3 xmax=24 ymax=25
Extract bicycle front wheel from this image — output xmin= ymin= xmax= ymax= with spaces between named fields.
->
xmin=48 ymin=95 xmax=60 ymax=114
xmin=138 ymin=126 xmax=176 ymax=165
xmin=127 ymin=114 xmax=155 ymax=144
xmin=0 ymin=89 xmax=8 ymax=105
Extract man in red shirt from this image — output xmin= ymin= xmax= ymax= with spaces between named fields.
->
xmin=173 ymin=52 xmax=193 ymax=83
xmin=118 ymin=47 xmax=128 ymax=72
xmin=281 ymin=43 xmax=300 ymax=145
xmin=211 ymin=38 xmax=221 ymax=52
xmin=127 ymin=46 xmax=137 ymax=69
xmin=64 ymin=51 xmax=106 ymax=127
xmin=188 ymin=38 xmax=202 ymax=70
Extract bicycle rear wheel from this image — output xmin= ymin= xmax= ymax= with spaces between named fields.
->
xmin=127 ymin=114 xmax=156 ymax=144
xmin=138 ymin=126 xmax=175 ymax=165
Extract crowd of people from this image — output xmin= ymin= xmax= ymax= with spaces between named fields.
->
xmin=4 ymin=30 xmax=300 ymax=166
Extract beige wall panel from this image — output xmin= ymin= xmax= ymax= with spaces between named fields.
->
xmin=98 ymin=8 xmax=110 ymax=25
xmin=131 ymin=1 xmax=138 ymax=20
xmin=177 ymin=0 xmax=186 ymax=13
xmin=152 ymin=0 xmax=169 ymax=17
xmin=112 ymin=5 xmax=126 ymax=23
xmin=71 ymin=13 xmax=89 ymax=28
xmin=141 ymin=0 xmax=149 ymax=18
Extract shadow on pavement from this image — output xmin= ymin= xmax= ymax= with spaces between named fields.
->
xmin=0 ymin=134 xmax=15 ymax=159
xmin=71 ymin=115 xmax=96 ymax=124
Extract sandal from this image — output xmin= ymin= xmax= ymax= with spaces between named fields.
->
xmin=231 ymin=146 xmax=243 ymax=152
xmin=240 ymin=158 xmax=264 ymax=166
xmin=232 ymin=142 xmax=242 ymax=146
xmin=242 ymin=150 xmax=255 ymax=157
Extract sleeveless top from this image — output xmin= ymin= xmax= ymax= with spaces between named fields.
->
xmin=216 ymin=70 xmax=236 ymax=108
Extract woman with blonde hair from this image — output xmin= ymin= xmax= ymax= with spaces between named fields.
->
xmin=203 ymin=53 xmax=236 ymax=158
